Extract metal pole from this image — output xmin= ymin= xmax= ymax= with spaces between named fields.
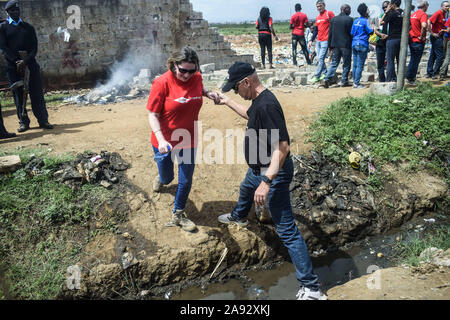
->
xmin=397 ymin=0 xmax=412 ymax=91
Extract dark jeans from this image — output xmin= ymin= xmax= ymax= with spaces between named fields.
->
xmin=258 ymin=33 xmax=273 ymax=66
xmin=386 ymin=38 xmax=401 ymax=82
xmin=7 ymin=60 xmax=49 ymax=126
xmin=325 ymin=47 xmax=351 ymax=84
xmin=292 ymin=34 xmax=311 ymax=65
xmin=153 ymin=146 xmax=196 ymax=212
xmin=376 ymin=43 xmax=386 ymax=82
xmin=406 ymin=42 xmax=425 ymax=82
xmin=231 ymin=157 xmax=320 ymax=290
xmin=427 ymin=36 xmax=444 ymax=77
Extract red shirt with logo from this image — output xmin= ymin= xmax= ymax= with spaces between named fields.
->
xmin=429 ymin=10 xmax=446 ymax=34
xmin=290 ymin=12 xmax=308 ymax=36
xmin=146 ymin=70 xmax=203 ymax=149
xmin=315 ymin=10 xmax=335 ymax=41
xmin=409 ymin=9 xmax=428 ymax=43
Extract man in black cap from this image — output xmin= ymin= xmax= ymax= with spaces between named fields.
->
xmin=0 ymin=0 xmax=53 ymax=133
xmin=216 ymin=62 xmax=327 ymax=300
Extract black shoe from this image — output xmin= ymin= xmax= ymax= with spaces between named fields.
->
xmin=39 ymin=122 xmax=54 ymax=129
xmin=425 ymin=74 xmax=432 ymax=79
xmin=323 ymin=80 xmax=330 ymax=88
xmin=18 ymin=124 xmax=30 ymax=133
xmin=340 ymin=82 xmax=351 ymax=87
xmin=0 ymin=132 xmax=16 ymax=139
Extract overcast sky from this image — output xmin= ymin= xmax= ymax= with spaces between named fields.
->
xmin=190 ymin=0 xmax=443 ymax=23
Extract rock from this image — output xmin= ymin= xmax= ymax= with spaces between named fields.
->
xmin=0 ymin=155 xmax=22 ymax=173
xmin=369 ymin=82 xmax=397 ymax=95
xmin=266 ymin=77 xmax=281 ymax=87
xmin=361 ymin=73 xmax=375 ymax=82
xmin=200 ymin=63 xmax=215 ymax=74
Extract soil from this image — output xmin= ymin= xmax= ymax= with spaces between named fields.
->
xmin=1 ymin=34 xmax=448 ymax=300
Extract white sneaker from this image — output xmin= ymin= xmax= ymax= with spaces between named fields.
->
xmin=218 ymin=213 xmax=249 ymax=227
xmin=296 ymin=287 xmax=328 ymax=300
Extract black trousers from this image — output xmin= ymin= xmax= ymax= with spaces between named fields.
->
xmin=7 ymin=60 xmax=49 ymax=126
xmin=376 ymin=43 xmax=386 ymax=82
xmin=292 ymin=34 xmax=311 ymax=65
xmin=258 ymin=33 xmax=273 ymax=66
xmin=0 ymin=103 xmax=8 ymax=134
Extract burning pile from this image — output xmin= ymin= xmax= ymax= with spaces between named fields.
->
xmin=64 ymin=69 xmax=153 ymax=105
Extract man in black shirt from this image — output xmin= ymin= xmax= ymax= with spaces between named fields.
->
xmin=216 ymin=62 xmax=326 ymax=300
xmin=380 ymin=0 xmax=403 ymax=82
xmin=323 ymin=4 xmax=353 ymax=88
xmin=0 ymin=0 xmax=53 ymax=133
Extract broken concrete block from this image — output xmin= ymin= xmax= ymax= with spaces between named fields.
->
xmin=0 ymin=155 xmax=22 ymax=173
xmin=295 ymin=76 xmax=308 ymax=85
xmin=200 ymin=63 xmax=215 ymax=74
xmin=369 ymin=82 xmax=397 ymax=95
xmin=361 ymin=73 xmax=375 ymax=82
xmin=266 ymin=77 xmax=281 ymax=87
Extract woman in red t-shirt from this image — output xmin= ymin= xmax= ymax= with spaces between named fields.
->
xmin=146 ymin=46 xmax=219 ymax=232
xmin=256 ymin=7 xmax=279 ymax=69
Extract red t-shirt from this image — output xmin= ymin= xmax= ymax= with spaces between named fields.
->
xmin=146 ymin=70 xmax=203 ymax=149
xmin=429 ymin=10 xmax=446 ymax=34
xmin=409 ymin=9 xmax=428 ymax=43
xmin=290 ymin=12 xmax=308 ymax=36
xmin=256 ymin=17 xmax=273 ymax=34
xmin=315 ymin=10 xmax=335 ymax=41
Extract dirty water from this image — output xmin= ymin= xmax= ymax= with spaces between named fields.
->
xmin=171 ymin=213 xmax=444 ymax=300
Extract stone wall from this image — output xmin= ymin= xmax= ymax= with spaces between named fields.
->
xmin=0 ymin=0 xmax=254 ymax=89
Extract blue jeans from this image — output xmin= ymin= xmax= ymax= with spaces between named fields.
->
xmin=386 ymin=38 xmax=401 ymax=82
xmin=325 ymin=47 xmax=351 ymax=84
xmin=153 ymin=146 xmax=196 ymax=212
xmin=427 ymin=36 xmax=444 ymax=77
xmin=231 ymin=158 xmax=320 ymax=290
xmin=406 ymin=42 xmax=425 ymax=82
xmin=352 ymin=45 xmax=368 ymax=85
xmin=314 ymin=40 xmax=328 ymax=78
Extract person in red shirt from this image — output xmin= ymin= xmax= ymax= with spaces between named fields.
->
xmin=426 ymin=1 xmax=450 ymax=78
xmin=406 ymin=1 xmax=429 ymax=84
xmin=439 ymin=17 xmax=450 ymax=78
xmin=290 ymin=3 xmax=311 ymax=66
xmin=256 ymin=7 xmax=279 ymax=69
xmin=146 ymin=46 xmax=219 ymax=232
xmin=308 ymin=0 xmax=335 ymax=83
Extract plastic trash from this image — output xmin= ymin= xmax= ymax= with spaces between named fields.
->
xmin=423 ymin=218 xmax=435 ymax=223
xmin=349 ymin=152 xmax=361 ymax=169
xmin=247 ymin=284 xmax=268 ymax=300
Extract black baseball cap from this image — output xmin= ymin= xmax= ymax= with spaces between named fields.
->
xmin=5 ymin=0 xmax=19 ymax=11
xmin=222 ymin=62 xmax=256 ymax=93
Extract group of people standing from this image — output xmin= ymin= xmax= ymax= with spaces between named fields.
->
xmin=256 ymin=1 xmax=450 ymax=89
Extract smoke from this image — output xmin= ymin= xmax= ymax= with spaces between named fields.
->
xmin=87 ymin=45 xmax=165 ymax=99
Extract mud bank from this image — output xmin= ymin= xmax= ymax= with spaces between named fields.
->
xmin=59 ymin=151 xmax=447 ymax=299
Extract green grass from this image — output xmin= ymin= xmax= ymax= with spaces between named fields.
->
xmin=393 ymin=225 xmax=450 ymax=267
xmin=210 ymin=22 xmax=291 ymax=36
xmin=0 ymin=148 xmax=120 ymax=299
xmin=0 ymin=91 xmax=73 ymax=110
xmin=306 ymin=83 xmax=450 ymax=187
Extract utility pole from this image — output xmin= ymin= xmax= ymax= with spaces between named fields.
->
xmin=397 ymin=0 xmax=412 ymax=91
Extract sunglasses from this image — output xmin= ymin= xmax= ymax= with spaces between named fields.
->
xmin=233 ymin=78 xmax=245 ymax=92
xmin=177 ymin=65 xmax=197 ymax=74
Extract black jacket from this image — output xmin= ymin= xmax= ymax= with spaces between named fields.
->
xmin=0 ymin=20 xmax=38 ymax=66
xmin=328 ymin=12 xmax=353 ymax=49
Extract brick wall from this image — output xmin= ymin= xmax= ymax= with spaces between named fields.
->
xmin=0 ymin=0 xmax=253 ymax=89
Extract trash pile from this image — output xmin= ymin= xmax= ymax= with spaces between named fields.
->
xmin=64 ymin=69 xmax=153 ymax=105
xmin=52 ymin=151 xmax=130 ymax=189
xmin=290 ymin=151 xmax=378 ymax=249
